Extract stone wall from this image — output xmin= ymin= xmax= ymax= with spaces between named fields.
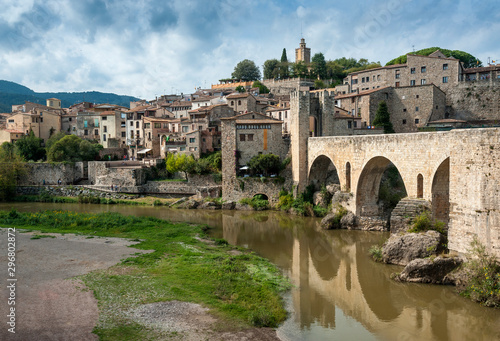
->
xmin=222 ymin=176 xmax=290 ymax=205
xmin=88 ymin=161 xmax=148 ymax=187
xmin=261 ymin=78 xmax=314 ymax=95
xmin=18 ymin=162 xmax=85 ymax=186
xmin=446 ymin=79 xmax=500 ymax=121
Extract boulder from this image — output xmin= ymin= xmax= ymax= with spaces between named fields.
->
xmin=396 ymin=256 xmax=463 ymax=284
xmin=177 ymin=199 xmax=200 ymax=209
xmin=321 ymin=212 xmax=340 ymax=230
xmin=198 ymin=201 xmax=220 ymax=210
xmin=326 ymin=184 xmax=341 ymax=195
xmin=235 ymin=203 xmax=253 ymax=211
xmin=331 ymin=191 xmax=351 ymax=206
xmin=221 ymin=201 xmax=236 ymax=210
xmin=313 ymin=191 xmax=323 ymax=206
xmin=340 ymin=211 xmax=357 ymax=229
xmin=382 ymin=231 xmax=445 ymax=265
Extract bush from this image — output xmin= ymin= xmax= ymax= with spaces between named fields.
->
xmin=369 ymin=245 xmax=383 ymax=262
xmin=408 ymin=211 xmax=446 ymax=234
xmin=239 ymin=195 xmax=269 ymax=211
xmin=458 ymin=238 xmax=500 ymax=307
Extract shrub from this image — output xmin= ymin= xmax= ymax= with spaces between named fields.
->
xmin=458 ymin=238 xmax=500 ymax=307
xmin=369 ymin=245 xmax=383 ymax=262
xmin=408 ymin=211 xmax=446 ymax=234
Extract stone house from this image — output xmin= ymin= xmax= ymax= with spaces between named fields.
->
xmin=221 ymin=112 xmax=288 ymax=166
xmin=226 ymin=93 xmax=257 ymax=114
xmin=99 ymin=111 xmax=127 ymax=148
xmin=67 ymin=102 xmax=94 ymax=115
xmin=76 ymin=111 xmax=101 ymax=142
xmin=266 ymin=105 xmax=291 ymax=134
xmin=61 ymin=113 xmax=77 ymax=134
xmin=46 ymin=98 xmax=61 ymax=109
xmin=164 ymin=101 xmax=192 ymax=119
xmin=0 ymin=129 xmax=24 ymax=144
xmin=6 ymin=109 xmax=61 ymax=144
xmin=125 ymin=108 xmax=145 ymax=159
xmin=142 ymin=117 xmax=173 ymax=158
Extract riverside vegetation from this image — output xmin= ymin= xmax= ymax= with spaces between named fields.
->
xmin=0 ymin=209 xmax=291 ymax=339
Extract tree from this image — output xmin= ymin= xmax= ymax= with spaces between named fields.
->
xmin=279 ymin=48 xmax=289 ymax=79
xmin=263 ymin=59 xmax=280 ymax=80
xmin=291 ymin=61 xmax=308 ymax=78
xmin=45 ymin=131 xmax=67 ymax=152
xmin=47 ymin=135 xmax=102 ymax=162
xmin=385 ymin=47 xmax=482 ymax=68
xmin=247 ymin=153 xmax=282 ymax=176
xmin=235 ymin=85 xmax=246 ymax=93
xmin=373 ymin=101 xmax=395 ymax=133
xmin=0 ymin=142 xmax=25 ymax=201
xmin=252 ymin=81 xmax=270 ymax=94
xmin=311 ymin=53 xmax=327 ymax=79
xmin=231 ymin=59 xmax=261 ymax=81
xmin=166 ymin=153 xmax=194 ymax=178
xmin=314 ymin=80 xmax=326 ymax=89
xmin=15 ymin=130 xmax=45 ymax=161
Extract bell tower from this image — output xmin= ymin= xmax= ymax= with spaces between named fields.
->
xmin=295 ymin=38 xmax=311 ymax=64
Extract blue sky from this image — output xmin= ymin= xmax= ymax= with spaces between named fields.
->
xmin=0 ymin=0 xmax=499 ymax=100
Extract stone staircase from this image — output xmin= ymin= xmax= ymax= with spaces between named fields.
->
xmin=389 ymin=198 xmax=431 ymax=233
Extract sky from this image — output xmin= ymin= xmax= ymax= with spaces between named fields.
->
xmin=0 ymin=0 xmax=499 ymax=100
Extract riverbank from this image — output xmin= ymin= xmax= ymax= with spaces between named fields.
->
xmin=0 ymin=209 xmax=290 ymax=340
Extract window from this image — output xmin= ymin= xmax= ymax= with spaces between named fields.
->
xmin=410 ymin=80 xmax=416 ymax=86
xmin=415 ymin=107 xmax=419 ymax=112
xmin=69 ymin=117 xmax=72 ymax=122
xmin=130 ymin=121 xmax=133 ymax=126
xmin=154 ymin=123 xmax=161 ymax=128
xmin=94 ymin=129 xmax=98 ymax=135
xmin=247 ymin=134 xmax=253 ymax=141
xmin=84 ymin=129 xmax=88 ymax=135
xmin=403 ymin=108 xmax=407 ymax=112
xmin=402 ymin=119 xmax=407 ymax=124
xmin=189 ymin=138 xmax=195 ymax=143
xmin=353 ymin=121 xmax=357 ymax=128
xmin=395 ymin=82 xmax=400 ymax=87
xmin=442 ymin=76 xmax=449 ymax=83
xmin=136 ymin=121 xmax=139 ymax=128
xmin=198 ymin=125 xmax=202 ymax=131
xmin=443 ymin=63 xmax=448 ymax=70
xmin=421 ymin=79 xmax=426 ymax=85
xmin=102 ymin=116 xmax=107 ymax=120
xmin=131 ymin=131 xmax=134 ymax=138
xmin=104 ymin=126 xmax=107 ymax=132
xmin=121 ymin=132 xmax=126 ymax=138
xmin=415 ymin=119 xmax=420 ymax=124
xmin=366 ymin=77 xmax=369 ymax=83
xmin=285 ymin=112 xmax=287 ymax=119
xmin=94 ymin=118 xmax=99 ymax=127
xmin=239 ymin=134 xmax=245 ymax=141
xmin=182 ymin=126 xmax=188 ymax=133
xmin=416 ymin=95 xmax=419 ymax=99
xmin=362 ymin=77 xmax=365 ymax=83
xmin=40 ymin=118 xmax=43 ymax=123
xmin=230 ymin=101 xmax=234 ymax=106
xmin=348 ymin=121 xmax=352 ymax=129
xmin=436 ymin=105 xmax=439 ymax=109
xmin=136 ymin=130 xmax=140 ymax=137
xmin=421 ymin=66 xmax=426 ymax=73
xmin=411 ymin=67 xmax=416 ymax=74
xmin=8 ymin=119 xmax=14 ymax=123
xmin=352 ymin=79 xmax=358 ymax=84
xmin=144 ymin=123 xmax=150 ymax=129
xmin=103 ymin=134 xmax=106 ymax=141
xmin=238 ymin=100 xmax=241 ymax=105
xmin=84 ymin=120 xmax=88 ymax=128
xmin=377 ymin=75 xmax=380 ymax=81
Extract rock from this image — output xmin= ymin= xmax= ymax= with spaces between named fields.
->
xmin=396 ymin=256 xmax=463 ymax=284
xmin=313 ymin=191 xmax=323 ymax=206
xmin=326 ymin=184 xmax=341 ymax=195
xmin=170 ymin=197 xmax=189 ymax=207
xmin=340 ymin=212 xmax=357 ymax=229
xmin=382 ymin=231 xmax=445 ymax=266
xmin=321 ymin=212 xmax=340 ymax=230
xmin=221 ymin=201 xmax=236 ymax=210
xmin=177 ymin=199 xmax=200 ymax=209
xmin=356 ymin=216 xmax=388 ymax=231
xmin=331 ymin=191 xmax=351 ymax=206
xmin=198 ymin=201 xmax=220 ymax=210
xmin=235 ymin=203 xmax=253 ymax=211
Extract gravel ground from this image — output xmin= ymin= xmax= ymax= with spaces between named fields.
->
xmin=0 ymin=229 xmax=149 ymax=341
xmin=0 ymin=229 xmax=282 ymax=341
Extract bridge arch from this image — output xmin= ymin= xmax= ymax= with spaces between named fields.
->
xmin=308 ymin=155 xmax=340 ymax=190
xmin=356 ymin=156 xmax=407 ymax=217
xmin=431 ymin=157 xmax=450 ymax=225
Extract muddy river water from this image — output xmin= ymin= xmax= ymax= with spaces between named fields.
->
xmin=1 ymin=202 xmax=499 ymax=341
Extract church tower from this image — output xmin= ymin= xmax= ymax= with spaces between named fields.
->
xmin=295 ymin=38 xmax=311 ymax=64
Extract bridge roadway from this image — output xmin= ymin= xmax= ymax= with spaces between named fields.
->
xmin=306 ymin=128 xmax=500 ymax=258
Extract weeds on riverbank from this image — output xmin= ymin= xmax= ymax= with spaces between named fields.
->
xmin=458 ymin=238 xmax=500 ymax=307
xmin=0 ymin=209 xmax=291 ymax=337
xmin=408 ymin=211 xmax=446 ymax=234
xmin=276 ymin=186 xmax=329 ymax=217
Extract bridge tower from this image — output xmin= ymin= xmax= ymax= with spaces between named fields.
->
xmin=290 ymin=90 xmax=311 ymax=193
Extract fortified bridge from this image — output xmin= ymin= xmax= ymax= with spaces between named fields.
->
xmin=300 ymin=128 xmax=500 ymax=259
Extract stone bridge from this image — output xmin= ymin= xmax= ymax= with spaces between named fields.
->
xmin=304 ymin=128 xmax=500 ymax=258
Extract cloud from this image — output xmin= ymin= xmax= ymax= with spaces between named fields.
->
xmin=0 ymin=0 xmax=498 ymax=100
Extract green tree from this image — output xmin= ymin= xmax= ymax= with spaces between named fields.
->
xmin=385 ymin=47 xmax=482 ymax=68
xmin=311 ymin=53 xmax=327 ymax=79
xmin=235 ymin=85 xmax=246 ymax=93
xmin=47 ymin=135 xmax=102 ymax=162
xmin=314 ymin=80 xmax=326 ymax=89
xmin=373 ymin=101 xmax=395 ymax=133
xmin=231 ymin=59 xmax=261 ymax=81
xmin=252 ymin=81 xmax=270 ymax=94
xmin=247 ymin=153 xmax=282 ymax=176
xmin=45 ymin=131 xmax=67 ymax=152
xmin=0 ymin=142 xmax=25 ymax=201
xmin=166 ymin=153 xmax=194 ymax=178
xmin=279 ymin=48 xmax=289 ymax=79
xmin=15 ymin=130 xmax=45 ymax=161
xmin=291 ymin=61 xmax=309 ymax=78
xmin=263 ymin=59 xmax=280 ymax=80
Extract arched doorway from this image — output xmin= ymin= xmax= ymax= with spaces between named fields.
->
xmin=308 ymin=155 xmax=340 ymax=191
xmin=431 ymin=158 xmax=450 ymax=225
xmin=417 ymin=174 xmax=424 ymax=198
xmin=356 ymin=157 xmax=407 ymax=217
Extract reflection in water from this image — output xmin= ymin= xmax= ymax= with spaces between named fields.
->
xmin=2 ymin=203 xmax=500 ymax=341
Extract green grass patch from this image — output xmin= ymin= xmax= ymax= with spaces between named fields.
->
xmin=30 ymin=234 xmax=56 ymax=240
xmin=0 ymin=209 xmax=291 ymax=338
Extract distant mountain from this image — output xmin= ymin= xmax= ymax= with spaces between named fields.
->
xmin=0 ymin=80 xmax=140 ymax=113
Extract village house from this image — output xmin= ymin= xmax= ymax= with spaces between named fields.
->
xmin=99 ymin=110 xmax=127 ymax=148
xmin=266 ymin=105 xmax=291 ymax=134
xmin=76 ymin=111 xmax=101 ymax=142
xmin=226 ymin=93 xmax=258 ymax=114
xmin=61 ymin=113 xmax=77 ymax=134
xmin=164 ymin=101 xmax=192 ymax=119
xmin=0 ymin=129 xmax=24 ymax=144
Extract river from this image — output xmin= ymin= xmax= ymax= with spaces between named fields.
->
xmin=1 ymin=202 xmax=499 ymax=341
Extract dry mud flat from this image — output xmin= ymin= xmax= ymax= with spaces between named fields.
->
xmin=0 ymin=229 xmax=281 ymax=341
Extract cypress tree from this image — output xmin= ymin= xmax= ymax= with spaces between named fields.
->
xmin=373 ymin=101 xmax=395 ymax=133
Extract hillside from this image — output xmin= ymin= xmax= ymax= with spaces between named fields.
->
xmin=0 ymin=80 xmax=140 ymax=113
